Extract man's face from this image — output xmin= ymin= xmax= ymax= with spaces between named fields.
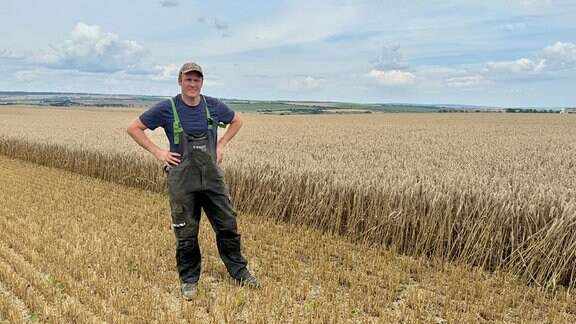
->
xmin=179 ymin=72 xmax=203 ymax=99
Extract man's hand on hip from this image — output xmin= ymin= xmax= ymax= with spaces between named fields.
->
xmin=217 ymin=142 xmax=226 ymax=165
xmin=155 ymin=150 xmax=181 ymax=169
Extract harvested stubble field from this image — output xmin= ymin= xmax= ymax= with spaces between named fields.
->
xmin=1 ymin=156 xmax=575 ymax=323
xmin=0 ymin=105 xmax=575 ymax=322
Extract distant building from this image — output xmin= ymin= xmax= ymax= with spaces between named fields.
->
xmin=561 ymin=107 xmax=576 ymax=114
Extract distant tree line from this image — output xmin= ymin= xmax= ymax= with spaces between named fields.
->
xmin=504 ymin=108 xmax=560 ymax=113
xmin=258 ymin=107 xmax=326 ymax=114
xmin=438 ymin=109 xmax=502 ymax=113
xmin=438 ymin=108 xmax=560 ymax=113
xmin=40 ymin=99 xmax=130 ymax=107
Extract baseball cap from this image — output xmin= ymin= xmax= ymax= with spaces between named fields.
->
xmin=179 ymin=62 xmax=203 ymax=77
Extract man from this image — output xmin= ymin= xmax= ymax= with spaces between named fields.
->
xmin=127 ymin=62 xmax=259 ymax=301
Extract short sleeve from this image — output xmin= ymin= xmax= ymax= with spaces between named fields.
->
xmin=139 ymin=100 xmax=170 ymax=130
xmin=213 ymin=98 xmax=235 ymax=124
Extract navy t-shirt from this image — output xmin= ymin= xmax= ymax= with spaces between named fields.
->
xmin=139 ymin=94 xmax=235 ymax=153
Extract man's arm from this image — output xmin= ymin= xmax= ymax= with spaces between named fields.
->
xmin=216 ymin=112 xmax=243 ymax=165
xmin=127 ymin=118 xmax=181 ymax=168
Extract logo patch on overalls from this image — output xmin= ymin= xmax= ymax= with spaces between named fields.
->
xmin=192 ymin=144 xmax=207 ymax=151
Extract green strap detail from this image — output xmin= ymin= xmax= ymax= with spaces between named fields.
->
xmin=202 ymin=96 xmax=227 ymax=129
xmin=169 ymin=97 xmax=183 ymax=145
xmin=204 ymin=96 xmax=214 ymax=131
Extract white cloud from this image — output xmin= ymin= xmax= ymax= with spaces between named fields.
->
xmin=371 ymin=43 xmax=409 ymax=71
xmin=281 ymin=76 xmax=327 ymax=90
xmin=42 ymin=22 xmax=148 ymax=73
xmin=446 ymin=75 xmax=487 ymax=88
xmin=151 ymin=64 xmax=179 ymax=81
xmin=203 ymin=79 xmax=222 ymax=87
xmin=539 ymin=41 xmax=576 ymax=69
xmin=484 ymin=58 xmax=546 ymax=74
xmin=481 ymin=42 xmax=575 ymax=77
xmin=364 ymin=69 xmax=416 ymax=85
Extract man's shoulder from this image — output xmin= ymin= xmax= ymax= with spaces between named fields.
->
xmin=204 ymin=95 xmax=226 ymax=107
xmin=140 ymin=97 xmax=174 ymax=129
xmin=143 ymin=97 xmax=173 ymax=119
xmin=150 ymin=97 xmax=172 ymax=111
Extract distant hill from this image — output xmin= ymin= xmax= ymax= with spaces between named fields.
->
xmin=0 ymin=91 xmax=565 ymax=114
xmin=0 ymin=91 xmax=164 ymax=108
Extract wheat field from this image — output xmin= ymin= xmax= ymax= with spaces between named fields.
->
xmin=0 ymin=105 xmax=575 ymax=322
xmin=1 ymin=106 xmax=575 ymax=286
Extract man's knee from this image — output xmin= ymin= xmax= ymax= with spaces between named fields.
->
xmin=216 ymin=233 xmax=241 ymax=253
xmin=177 ymin=236 xmax=198 ymax=250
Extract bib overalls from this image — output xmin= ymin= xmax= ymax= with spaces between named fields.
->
xmin=167 ymin=97 xmax=249 ymax=284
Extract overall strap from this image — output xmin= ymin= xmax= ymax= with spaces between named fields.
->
xmin=203 ymin=95 xmax=227 ymax=129
xmin=203 ymin=95 xmax=214 ymax=131
xmin=169 ymin=97 xmax=184 ymax=145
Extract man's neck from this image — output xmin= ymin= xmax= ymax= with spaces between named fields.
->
xmin=181 ymin=93 xmax=201 ymax=106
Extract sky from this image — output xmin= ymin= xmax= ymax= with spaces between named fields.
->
xmin=1 ymin=0 xmax=575 ymax=107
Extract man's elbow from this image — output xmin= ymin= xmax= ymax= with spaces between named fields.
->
xmin=231 ymin=113 xmax=243 ymax=127
xmin=126 ymin=122 xmax=136 ymax=136
xmin=127 ymin=119 xmax=144 ymax=137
